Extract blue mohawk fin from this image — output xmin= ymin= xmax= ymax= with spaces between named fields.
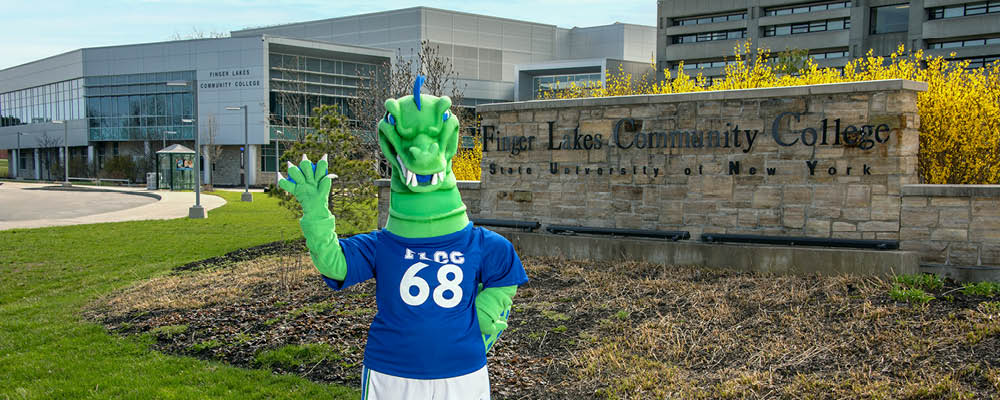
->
xmin=413 ymin=75 xmax=426 ymax=110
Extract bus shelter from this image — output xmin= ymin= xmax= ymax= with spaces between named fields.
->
xmin=156 ymin=144 xmax=196 ymax=190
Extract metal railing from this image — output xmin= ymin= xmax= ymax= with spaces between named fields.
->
xmin=471 ymin=218 xmax=541 ymax=232
xmin=546 ymin=225 xmax=691 ymax=241
xmin=68 ymin=176 xmax=132 ymax=186
xmin=700 ymin=233 xmax=899 ymax=250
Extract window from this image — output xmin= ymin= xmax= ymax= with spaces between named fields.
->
xmin=532 ymin=73 xmax=603 ymax=98
xmin=0 ymin=78 xmax=85 ymax=127
xmin=672 ymin=29 xmax=746 ymax=43
xmin=764 ymin=1 xmax=852 ymax=16
xmin=929 ymin=1 xmax=1000 ymax=19
xmin=82 ymin=71 xmax=195 ymax=141
xmin=953 ymin=55 xmax=1000 ymax=69
xmin=19 ymin=149 xmax=31 ymax=171
xmin=681 ymin=59 xmax=741 ymax=70
xmin=762 ymin=18 xmax=850 ymax=36
xmin=675 ymin=12 xmax=745 ymax=26
xmin=260 ymin=141 xmax=290 ymax=172
xmin=870 ymin=4 xmax=910 ymax=34
xmin=928 ymin=36 xmax=1000 ymax=49
xmin=701 ymin=76 xmax=723 ymax=86
xmin=268 ymin=52 xmax=379 ymax=129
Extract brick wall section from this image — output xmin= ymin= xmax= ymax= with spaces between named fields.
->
xmin=901 ymin=185 xmax=1000 ymax=266
xmin=475 ymin=80 xmax=925 ymax=240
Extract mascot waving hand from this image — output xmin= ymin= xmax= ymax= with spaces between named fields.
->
xmin=279 ymin=76 xmax=528 ymax=400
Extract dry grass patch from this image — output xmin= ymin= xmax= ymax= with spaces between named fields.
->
xmin=94 ymin=255 xmax=302 ymax=316
xmin=89 ymin=251 xmax=1000 ymax=399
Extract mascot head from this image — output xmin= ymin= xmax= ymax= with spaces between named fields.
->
xmin=378 ymin=76 xmax=461 ymax=194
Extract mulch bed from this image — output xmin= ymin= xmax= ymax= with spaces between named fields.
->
xmin=90 ymin=241 xmax=1000 ymax=399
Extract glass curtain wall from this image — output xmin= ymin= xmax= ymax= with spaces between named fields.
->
xmin=532 ymin=73 xmax=603 ymax=99
xmin=0 ymin=79 xmax=84 ymax=127
xmin=83 ymin=71 xmax=195 ymax=142
xmin=266 ymin=53 xmax=378 ymax=172
xmin=268 ymin=53 xmax=375 ymax=135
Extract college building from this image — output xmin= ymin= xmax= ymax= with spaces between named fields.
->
xmin=0 ymin=35 xmax=393 ymax=186
xmin=657 ymin=0 xmax=1000 ymax=81
xmin=1 ymin=6 xmax=655 ymax=186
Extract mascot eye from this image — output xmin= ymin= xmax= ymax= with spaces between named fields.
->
xmin=443 ymin=111 xmax=450 ymax=122
xmin=385 ymin=112 xmax=396 ymax=125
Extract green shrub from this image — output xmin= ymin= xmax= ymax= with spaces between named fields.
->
xmin=100 ymin=155 xmax=137 ymax=181
xmin=896 ymin=274 xmax=944 ymax=292
xmin=890 ymin=286 xmax=935 ymax=304
xmin=961 ymin=282 xmax=1000 ymax=297
xmin=254 ymin=343 xmax=342 ymax=369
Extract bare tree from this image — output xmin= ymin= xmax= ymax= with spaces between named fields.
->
xmin=202 ymin=113 xmax=224 ymax=189
xmin=347 ymin=40 xmax=468 ymax=177
xmin=169 ymin=28 xmax=230 ymax=41
xmin=36 ymin=133 xmax=62 ymax=180
xmin=417 ymin=40 xmax=466 ymax=106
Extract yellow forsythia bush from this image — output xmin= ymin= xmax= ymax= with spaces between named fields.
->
xmin=451 ymin=135 xmax=482 ymax=181
xmin=540 ymin=42 xmax=1000 ymax=184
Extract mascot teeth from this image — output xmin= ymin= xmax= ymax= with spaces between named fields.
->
xmin=397 ymin=154 xmax=444 ymax=187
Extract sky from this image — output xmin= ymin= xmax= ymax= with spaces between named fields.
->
xmin=0 ymin=0 xmax=655 ymax=70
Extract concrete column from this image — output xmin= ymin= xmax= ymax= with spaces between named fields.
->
xmin=201 ymin=145 xmax=211 ymax=184
xmin=33 ymin=150 xmax=40 ymax=180
xmin=248 ymin=144 xmax=258 ymax=186
xmin=747 ymin=1 xmax=761 ymax=54
xmin=87 ymin=145 xmax=95 ymax=176
xmin=143 ymin=140 xmax=150 ymax=156
xmin=11 ymin=149 xmax=17 ymax=178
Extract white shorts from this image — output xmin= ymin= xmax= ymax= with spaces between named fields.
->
xmin=361 ymin=365 xmax=491 ymax=400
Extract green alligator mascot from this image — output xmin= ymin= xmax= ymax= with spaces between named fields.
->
xmin=278 ymin=76 xmax=527 ymax=400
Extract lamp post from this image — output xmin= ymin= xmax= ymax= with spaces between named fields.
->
xmin=274 ymin=129 xmax=282 ymax=186
xmin=53 ymin=120 xmax=70 ymax=186
xmin=226 ymin=105 xmax=252 ymax=202
xmin=167 ymin=80 xmax=206 ymax=218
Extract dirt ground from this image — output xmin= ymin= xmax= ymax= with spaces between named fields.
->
xmin=88 ymin=240 xmax=1000 ymax=399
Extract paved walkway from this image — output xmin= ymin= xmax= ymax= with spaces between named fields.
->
xmin=0 ymin=181 xmax=227 ymax=230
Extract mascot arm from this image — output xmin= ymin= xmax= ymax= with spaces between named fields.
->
xmin=300 ymin=214 xmax=347 ymax=281
xmin=476 ymin=285 xmax=517 ymax=336
xmin=278 ymin=154 xmax=347 ymax=281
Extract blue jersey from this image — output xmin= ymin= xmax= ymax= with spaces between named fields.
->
xmin=322 ymin=223 xmax=529 ymax=379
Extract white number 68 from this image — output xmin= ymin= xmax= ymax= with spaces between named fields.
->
xmin=399 ymin=262 xmax=463 ymax=308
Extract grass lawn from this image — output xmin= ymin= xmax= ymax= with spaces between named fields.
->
xmin=0 ymin=191 xmax=360 ymax=399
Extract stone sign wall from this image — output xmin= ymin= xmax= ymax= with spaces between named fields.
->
xmin=900 ymin=185 xmax=1000 ymax=267
xmin=474 ymin=80 xmax=925 ymax=240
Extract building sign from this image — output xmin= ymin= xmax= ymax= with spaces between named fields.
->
xmin=198 ymin=67 xmax=262 ymax=90
xmin=475 ymin=81 xmax=925 ymax=242
xmin=483 ymin=112 xmax=892 ymax=178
